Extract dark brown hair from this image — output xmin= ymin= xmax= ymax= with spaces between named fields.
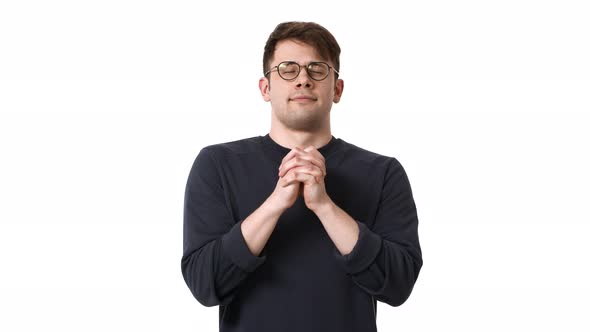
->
xmin=263 ymin=21 xmax=341 ymax=79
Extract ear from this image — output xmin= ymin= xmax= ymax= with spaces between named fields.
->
xmin=259 ymin=77 xmax=271 ymax=102
xmin=333 ymin=78 xmax=344 ymax=103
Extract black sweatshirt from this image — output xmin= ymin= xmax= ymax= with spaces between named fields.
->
xmin=182 ymin=134 xmax=422 ymax=332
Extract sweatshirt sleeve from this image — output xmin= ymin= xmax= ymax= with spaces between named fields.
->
xmin=332 ymin=158 xmax=422 ymax=306
xmin=181 ymin=147 xmax=266 ymax=307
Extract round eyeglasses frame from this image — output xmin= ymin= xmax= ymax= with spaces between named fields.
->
xmin=265 ymin=61 xmax=340 ymax=81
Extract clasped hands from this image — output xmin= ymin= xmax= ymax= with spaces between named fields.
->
xmin=273 ymin=145 xmax=332 ymax=212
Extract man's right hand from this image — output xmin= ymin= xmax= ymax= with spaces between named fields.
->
xmin=269 ymin=166 xmax=302 ymax=212
xmin=268 ymin=146 xmax=312 ymax=211
xmin=240 ymin=147 xmax=314 ymax=257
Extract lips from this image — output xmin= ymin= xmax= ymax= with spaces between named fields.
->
xmin=289 ymin=95 xmax=317 ymax=102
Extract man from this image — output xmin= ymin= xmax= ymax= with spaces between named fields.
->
xmin=182 ymin=21 xmax=422 ymax=332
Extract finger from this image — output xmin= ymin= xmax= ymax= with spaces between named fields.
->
xmin=293 ymin=167 xmax=324 ymax=184
xmin=296 ymin=172 xmax=321 ymax=186
xmin=282 ymin=165 xmax=323 ymax=186
xmin=300 ymin=146 xmax=326 ymax=174
xmin=297 ymin=154 xmax=326 ymax=177
xmin=280 ymin=166 xmax=301 ymax=187
xmin=281 ymin=179 xmax=300 ymax=188
xmin=289 ymin=171 xmax=315 ymax=186
xmin=281 ymin=171 xmax=310 ymax=187
xmin=303 ymin=145 xmax=326 ymax=164
xmin=279 ymin=156 xmax=315 ymax=177
xmin=279 ymin=154 xmax=326 ymax=177
xmin=280 ymin=146 xmax=304 ymax=165
xmin=279 ymin=147 xmax=306 ymax=176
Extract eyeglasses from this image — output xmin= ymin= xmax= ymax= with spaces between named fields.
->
xmin=265 ymin=61 xmax=339 ymax=81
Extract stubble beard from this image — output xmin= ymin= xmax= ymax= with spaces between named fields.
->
xmin=275 ymin=107 xmax=328 ymax=132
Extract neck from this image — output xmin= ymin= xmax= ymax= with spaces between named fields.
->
xmin=269 ymin=126 xmax=333 ymax=150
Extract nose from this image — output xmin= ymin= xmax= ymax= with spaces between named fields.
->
xmin=295 ymin=68 xmax=314 ymax=88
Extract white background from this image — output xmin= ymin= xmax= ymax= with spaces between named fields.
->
xmin=1 ymin=0 xmax=589 ymax=331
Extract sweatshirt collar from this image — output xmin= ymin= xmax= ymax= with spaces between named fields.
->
xmin=261 ymin=133 xmax=341 ymax=160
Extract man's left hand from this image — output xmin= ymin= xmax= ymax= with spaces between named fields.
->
xmin=278 ymin=145 xmax=332 ymax=212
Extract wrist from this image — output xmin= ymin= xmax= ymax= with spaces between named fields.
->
xmin=265 ymin=193 xmax=290 ymax=215
xmin=310 ymin=198 xmax=335 ymax=217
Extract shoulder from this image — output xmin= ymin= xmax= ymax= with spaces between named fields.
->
xmin=336 ymin=138 xmax=402 ymax=170
xmin=337 ymin=140 xmax=415 ymax=197
xmin=199 ymin=135 xmax=263 ymax=160
xmin=187 ymin=136 xmax=263 ymax=175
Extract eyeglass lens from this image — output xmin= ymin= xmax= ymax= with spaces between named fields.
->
xmin=278 ymin=62 xmax=330 ymax=80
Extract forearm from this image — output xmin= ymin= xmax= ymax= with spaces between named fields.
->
xmin=313 ymin=192 xmax=421 ymax=306
xmin=313 ymin=200 xmax=360 ymax=256
xmin=345 ymin=234 xmax=422 ymax=306
xmin=241 ymin=196 xmax=287 ymax=257
xmin=325 ymin=218 xmax=421 ymax=306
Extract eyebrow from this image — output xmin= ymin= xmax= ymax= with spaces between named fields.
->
xmin=279 ymin=60 xmax=328 ymax=64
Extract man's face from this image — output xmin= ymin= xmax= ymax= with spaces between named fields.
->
xmin=259 ymin=39 xmax=344 ymax=132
